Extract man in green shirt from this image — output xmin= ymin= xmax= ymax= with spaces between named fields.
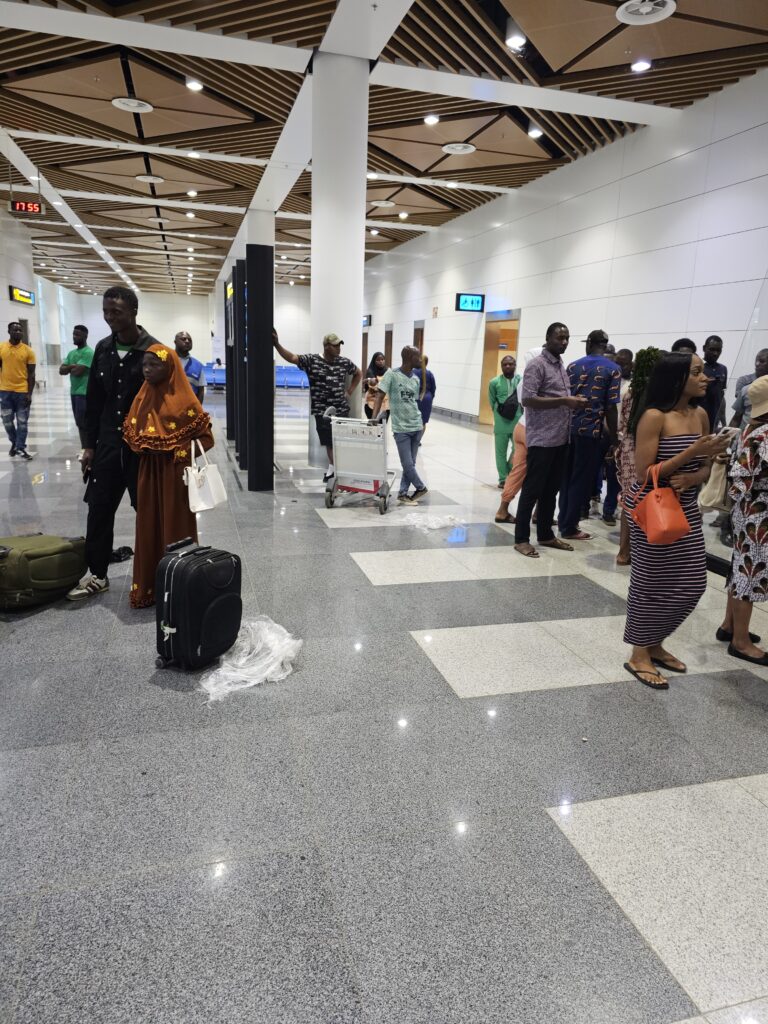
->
xmin=488 ymin=354 xmax=522 ymax=487
xmin=59 ymin=324 xmax=94 ymax=450
xmin=371 ymin=345 xmax=428 ymax=503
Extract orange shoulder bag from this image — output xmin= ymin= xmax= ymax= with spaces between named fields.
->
xmin=630 ymin=463 xmax=691 ymax=545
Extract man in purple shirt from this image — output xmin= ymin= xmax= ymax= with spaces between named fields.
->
xmin=514 ymin=323 xmax=587 ymax=558
xmin=558 ymin=329 xmax=621 ymax=540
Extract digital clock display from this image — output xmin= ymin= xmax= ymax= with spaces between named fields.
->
xmin=455 ymin=292 xmax=485 ymax=312
xmin=8 ymin=199 xmax=46 ymax=216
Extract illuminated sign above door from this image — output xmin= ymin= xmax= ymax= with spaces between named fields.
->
xmin=455 ymin=292 xmax=485 ymax=312
xmin=8 ymin=286 xmax=35 ymax=306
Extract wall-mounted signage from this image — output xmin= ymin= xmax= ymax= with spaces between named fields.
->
xmin=226 ymin=281 xmax=234 ymax=299
xmin=7 ymin=199 xmax=46 ymax=217
xmin=455 ymin=292 xmax=485 ymax=312
xmin=362 ymin=314 xmax=372 ymax=328
xmin=8 ymin=286 xmax=35 ymax=306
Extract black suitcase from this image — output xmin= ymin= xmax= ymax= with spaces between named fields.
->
xmin=155 ymin=539 xmax=242 ymax=670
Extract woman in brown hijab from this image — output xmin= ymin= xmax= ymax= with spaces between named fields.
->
xmin=123 ymin=343 xmax=214 ymax=608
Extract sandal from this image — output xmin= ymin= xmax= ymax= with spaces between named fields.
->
xmin=624 ymin=662 xmax=669 ymax=690
xmin=514 ymin=543 xmax=539 ymax=558
xmin=540 ymin=538 xmax=574 ymax=551
xmin=650 ymin=653 xmax=686 ymax=673
xmin=561 ymin=531 xmax=592 ymax=541
xmin=495 ymin=514 xmax=515 ymax=524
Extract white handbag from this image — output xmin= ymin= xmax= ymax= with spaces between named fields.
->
xmin=183 ymin=439 xmax=227 ymax=512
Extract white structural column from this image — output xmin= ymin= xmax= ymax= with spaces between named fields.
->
xmin=310 ymin=52 xmax=369 ymax=376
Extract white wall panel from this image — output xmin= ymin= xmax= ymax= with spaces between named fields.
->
xmin=365 ymin=70 xmax=768 ymax=416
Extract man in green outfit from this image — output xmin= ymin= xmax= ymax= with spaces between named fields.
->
xmin=488 ymin=354 xmax=522 ymax=488
xmin=59 ymin=324 xmax=94 ymax=452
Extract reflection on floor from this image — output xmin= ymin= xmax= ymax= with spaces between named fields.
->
xmin=1 ymin=383 xmax=767 ymax=1024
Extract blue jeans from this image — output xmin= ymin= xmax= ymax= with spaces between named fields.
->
xmin=393 ymin=430 xmax=425 ymax=495
xmin=0 ymin=391 xmax=30 ymax=452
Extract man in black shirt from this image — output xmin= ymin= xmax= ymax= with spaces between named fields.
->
xmin=67 ymin=286 xmax=159 ymax=600
xmin=702 ymin=334 xmax=728 ymax=431
xmin=272 ymin=328 xmax=362 ymax=480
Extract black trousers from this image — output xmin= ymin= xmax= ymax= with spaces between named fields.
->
xmin=558 ymin=435 xmax=603 ymax=536
xmin=84 ymin=443 xmax=138 ymax=579
xmin=514 ymin=444 xmax=568 ymax=545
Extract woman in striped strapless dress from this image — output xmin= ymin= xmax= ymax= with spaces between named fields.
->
xmin=624 ymin=352 xmax=731 ymax=689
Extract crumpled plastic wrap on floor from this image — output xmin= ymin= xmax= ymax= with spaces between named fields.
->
xmin=200 ymin=617 xmax=303 ymax=702
xmin=401 ymin=512 xmax=467 ymax=532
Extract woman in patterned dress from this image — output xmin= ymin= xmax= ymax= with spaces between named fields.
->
xmin=123 ymin=344 xmax=213 ymax=608
xmin=623 ymin=352 xmax=729 ymax=689
xmin=719 ymin=374 xmax=768 ymax=664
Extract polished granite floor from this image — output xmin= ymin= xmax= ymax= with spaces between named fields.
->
xmin=1 ymin=378 xmax=768 ymax=1024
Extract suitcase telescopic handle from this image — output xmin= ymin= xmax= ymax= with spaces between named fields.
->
xmin=166 ymin=537 xmax=195 ymax=553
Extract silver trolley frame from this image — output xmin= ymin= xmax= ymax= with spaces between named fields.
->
xmin=324 ymin=414 xmax=397 ymax=515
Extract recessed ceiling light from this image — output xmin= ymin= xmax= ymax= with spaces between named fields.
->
xmin=299 ymin=275 xmax=305 ymax=280
xmin=424 ymin=114 xmax=440 ymax=126
xmin=29 ymin=175 xmax=40 ymax=182
xmin=528 ymin=125 xmax=544 ymax=139
xmin=280 ymin=255 xmax=287 ymax=260
xmin=186 ymin=246 xmax=194 ymax=252
xmin=631 ymin=58 xmax=653 ymax=72
xmin=185 ymin=77 xmax=204 ymax=92
xmin=186 ymin=211 xmax=195 ymax=218
xmin=135 ymin=174 xmax=165 ymax=184
xmin=73 ymin=223 xmax=82 ymax=228
xmin=370 ymin=229 xmax=379 ymax=236
xmin=398 ymin=211 xmax=409 ymax=220
xmin=505 ymin=16 xmax=526 ymax=50
xmin=289 ymin=280 xmax=294 ymax=286
xmin=445 ymin=181 xmax=458 ymax=189
xmin=187 ymin=151 xmax=200 ymax=159
xmin=442 ymin=142 xmax=476 ymax=155
xmin=112 ymin=96 xmax=154 ymax=114
xmin=186 ymin=190 xmax=198 ymax=197
xmin=366 ymin=172 xmax=379 ymax=180
xmin=39 ymin=262 xmax=46 ymax=267
xmin=187 ymin=256 xmax=194 ymax=261
xmin=371 ymin=199 xmax=395 ymax=208
xmin=53 ymin=201 xmax=62 ymax=207
xmin=148 ymin=216 xmax=166 ymax=224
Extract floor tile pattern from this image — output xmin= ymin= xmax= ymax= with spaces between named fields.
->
xmin=1 ymin=381 xmax=766 ymax=1022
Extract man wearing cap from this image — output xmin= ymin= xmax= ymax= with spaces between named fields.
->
xmin=272 ymin=328 xmax=362 ymax=479
xmin=557 ymin=329 xmax=620 ymax=541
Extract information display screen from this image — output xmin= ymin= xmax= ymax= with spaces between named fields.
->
xmin=9 ymin=286 xmax=35 ymax=306
xmin=8 ymin=199 xmax=46 ymax=216
xmin=455 ymin=292 xmax=485 ymax=312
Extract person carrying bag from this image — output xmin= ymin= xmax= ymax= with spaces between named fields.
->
xmin=631 ymin=463 xmax=691 ymax=544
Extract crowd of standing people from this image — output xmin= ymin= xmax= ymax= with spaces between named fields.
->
xmin=5 ymin=298 xmax=767 ymax=693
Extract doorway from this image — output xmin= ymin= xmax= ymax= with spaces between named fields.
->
xmin=384 ymin=325 xmax=393 ymax=370
xmin=478 ymin=312 xmax=520 ymax=426
xmin=413 ymin=321 xmax=424 ymax=357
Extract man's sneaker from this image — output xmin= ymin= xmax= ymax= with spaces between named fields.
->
xmin=411 ymin=487 xmax=429 ymax=501
xmin=602 ymin=513 xmax=617 ymax=526
xmin=17 ymin=450 xmax=34 ymax=461
xmin=397 ymin=493 xmax=413 ymax=503
xmin=323 ymin=470 xmax=335 ymax=483
xmin=66 ymin=575 xmax=109 ymax=601
xmin=8 ymin=446 xmax=17 ymax=457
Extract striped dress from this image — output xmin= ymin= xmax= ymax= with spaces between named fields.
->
xmin=623 ymin=435 xmax=707 ymax=646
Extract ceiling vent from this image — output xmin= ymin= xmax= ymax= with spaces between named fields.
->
xmin=616 ymin=0 xmax=676 ymax=25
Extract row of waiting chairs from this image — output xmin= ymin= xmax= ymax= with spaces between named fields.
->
xmin=275 ymin=365 xmax=309 ymax=389
xmin=202 ymin=363 xmax=309 ymax=391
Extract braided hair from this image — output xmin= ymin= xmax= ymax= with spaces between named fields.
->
xmin=628 ymin=346 xmax=663 ymax=436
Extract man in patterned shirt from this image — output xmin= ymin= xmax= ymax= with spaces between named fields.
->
xmin=273 ymin=328 xmax=362 ymax=480
xmin=557 ymin=329 xmax=620 ymax=541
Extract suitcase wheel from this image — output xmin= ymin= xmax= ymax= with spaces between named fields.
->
xmin=156 ymin=656 xmax=169 ymax=669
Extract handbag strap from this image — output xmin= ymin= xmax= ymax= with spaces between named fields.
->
xmin=190 ymin=438 xmax=210 ymax=467
xmin=643 ymin=461 xmax=665 ymax=490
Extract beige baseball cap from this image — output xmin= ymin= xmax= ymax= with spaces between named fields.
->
xmin=748 ymin=375 xmax=768 ymax=419
xmin=323 ymin=333 xmax=343 ymax=345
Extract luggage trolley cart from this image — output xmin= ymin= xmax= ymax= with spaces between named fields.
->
xmin=324 ymin=413 xmax=397 ymax=515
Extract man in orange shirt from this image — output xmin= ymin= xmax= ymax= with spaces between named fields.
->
xmin=0 ymin=322 xmax=36 ymax=460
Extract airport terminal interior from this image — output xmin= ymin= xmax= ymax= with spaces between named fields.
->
xmin=1 ymin=1 xmax=768 ymax=1022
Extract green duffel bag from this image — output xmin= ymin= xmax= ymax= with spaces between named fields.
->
xmin=0 ymin=534 xmax=87 ymax=610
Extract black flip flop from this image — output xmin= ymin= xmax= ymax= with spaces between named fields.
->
xmin=624 ymin=662 xmax=669 ymax=690
xmin=650 ymin=656 xmax=687 ymax=673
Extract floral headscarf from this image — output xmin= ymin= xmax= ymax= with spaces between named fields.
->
xmin=123 ymin=343 xmax=210 ymax=453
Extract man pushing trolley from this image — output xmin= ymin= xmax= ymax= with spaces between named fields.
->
xmin=370 ymin=345 xmax=428 ymax=505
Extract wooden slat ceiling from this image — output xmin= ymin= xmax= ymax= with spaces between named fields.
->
xmin=1 ymin=1 xmax=766 ymax=294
